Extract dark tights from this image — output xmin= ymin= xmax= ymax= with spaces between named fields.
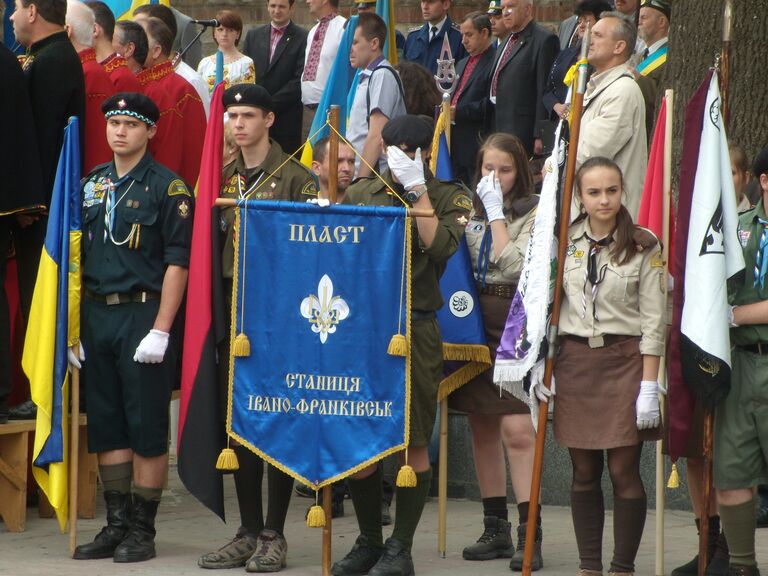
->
xmin=569 ymin=444 xmax=644 ymax=498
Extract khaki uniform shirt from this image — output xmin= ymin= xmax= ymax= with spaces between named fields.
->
xmin=559 ymin=218 xmax=665 ymax=356
xmin=219 ymin=140 xmax=317 ymax=278
xmin=465 ymin=201 xmax=537 ymax=286
xmin=577 ymin=63 xmax=647 ymax=220
xmin=343 ymin=171 xmax=471 ymax=312
xmin=730 ymin=199 xmax=768 ymax=346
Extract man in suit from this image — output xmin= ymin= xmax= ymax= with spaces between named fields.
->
xmin=243 ymin=0 xmax=308 ymax=155
xmin=489 ymin=0 xmax=558 ymax=157
xmin=403 ymin=0 xmax=465 ymax=75
xmin=450 ymin=11 xmax=495 ymax=187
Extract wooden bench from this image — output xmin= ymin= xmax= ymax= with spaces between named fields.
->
xmin=0 ymin=415 xmax=98 ymax=532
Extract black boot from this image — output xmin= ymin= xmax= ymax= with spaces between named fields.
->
xmin=73 ymin=491 xmax=131 ymax=560
xmin=113 ymin=493 xmax=159 ymax=563
xmin=368 ymin=538 xmax=414 ymax=576
xmin=510 ymin=522 xmax=543 ymax=572
xmin=673 ymin=517 xmax=721 ymax=576
xmin=757 ymin=486 xmax=768 ymax=529
xmin=707 ymin=521 xmax=730 ymax=576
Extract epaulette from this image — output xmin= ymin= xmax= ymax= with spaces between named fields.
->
xmin=407 ymin=25 xmax=422 ymax=34
xmin=450 ymin=21 xmax=461 ymax=31
xmin=632 ymin=225 xmax=660 ymax=250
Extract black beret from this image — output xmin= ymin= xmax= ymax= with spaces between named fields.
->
xmin=223 ymin=83 xmax=274 ymax=112
xmin=102 ymin=92 xmax=160 ymax=126
xmin=381 ymin=115 xmax=434 ymax=152
xmin=753 ymin=146 xmax=768 ymax=179
xmin=640 ymin=0 xmax=671 ymax=19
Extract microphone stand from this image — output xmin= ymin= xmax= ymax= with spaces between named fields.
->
xmin=173 ymin=23 xmax=209 ymax=67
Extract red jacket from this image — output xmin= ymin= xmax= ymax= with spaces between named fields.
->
xmin=80 ymin=48 xmax=115 ymax=173
xmin=102 ymin=52 xmax=142 ymax=93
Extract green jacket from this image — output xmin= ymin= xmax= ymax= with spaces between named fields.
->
xmin=343 ymin=171 xmax=471 ymax=312
xmin=219 ymin=140 xmax=317 ymax=278
xmin=82 ymin=151 xmax=193 ymax=294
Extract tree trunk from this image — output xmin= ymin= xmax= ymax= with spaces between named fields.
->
xmin=664 ymin=0 xmax=768 ymax=183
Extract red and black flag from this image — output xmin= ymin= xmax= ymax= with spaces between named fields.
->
xmin=178 ymin=83 xmax=227 ymax=519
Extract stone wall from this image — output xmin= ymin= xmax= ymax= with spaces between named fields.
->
xmin=174 ymin=0 xmax=576 ymax=56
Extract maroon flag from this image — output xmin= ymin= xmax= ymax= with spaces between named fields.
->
xmin=178 ymin=83 xmax=227 ymax=519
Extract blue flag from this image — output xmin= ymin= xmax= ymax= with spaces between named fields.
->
xmin=431 ymin=108 xmax=491 ymax=399
xmin=228 ymin=201 xmax=411 ymax=487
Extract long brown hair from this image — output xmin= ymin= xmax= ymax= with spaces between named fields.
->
xmin=574 ymin=157 xmax=639 ymax=266
xmin=473 ymin=133 xmax=535 ymax=219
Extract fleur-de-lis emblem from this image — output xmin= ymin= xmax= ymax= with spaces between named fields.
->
xmin=300 ymin=275 xmax=349 ymax=343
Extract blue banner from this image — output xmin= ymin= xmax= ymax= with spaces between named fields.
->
xmin=228 ymin=201 xmax=410 ymax=487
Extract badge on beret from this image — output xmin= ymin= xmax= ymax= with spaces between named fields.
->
xmin=118 ymin=98 xmax=126 ymax=109
xmin=235 ymin=92 xmax=243 ymax=102
xmin=168 ymin=179 xmax=191 ymax=197
xmin=177 ymin=198 xmax=191 ymax=219
xmin=454 ymin=194 xmax=472 ymax=211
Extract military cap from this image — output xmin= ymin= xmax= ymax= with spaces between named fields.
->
xmin=487 ymin=0 xmax=502 ymax=15
xmin=382 ymin=115 xmax=434 ymax=152
xmin=355 ymin=0 xmax=376 ymax=9
xmin=640 ymin=0 xmax=671 ymax=19
xmin=223 ymin=83 xmax=274 ymax=112
xmin=102 ymin=92 xmax=160 ymax=126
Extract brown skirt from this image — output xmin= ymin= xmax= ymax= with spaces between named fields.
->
xmin=553 ymin=336 xmax=662 ymax=449
xmin=448 ymin=292 xmax=530 ymax=415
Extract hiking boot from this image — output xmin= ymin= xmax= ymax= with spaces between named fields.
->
xmin=368 ymin=538 xmax=414 ymax=576
xmin=331 ymin=534 xmax=384 ymax=576
xmin=113 ymin=493 xmax=158 ymax=563
xmin=198 ymin=527 xmax=260 ymax=569
xmin=510 ymin=522 xmax=543 ymax=571
xmin=727 ymin=567 xmax=761 ymax=576
xmin=462 ymin=515 xmax=514 ymax=561
xmin=73 ymin=491 xmax=131 ymax=560
xmin=246 ymin=529 xmax=288 ymax=572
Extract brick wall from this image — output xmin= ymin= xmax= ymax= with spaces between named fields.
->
xmin=175 ymin=0 xmax=576 ymax=56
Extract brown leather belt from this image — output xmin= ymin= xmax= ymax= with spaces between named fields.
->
xmin=737 ymin=342 xmax=768 ymax=355
xmin=84 ymin=289 xmax=161 ymax=305
xmin=476 ymin=283 xmax=516 ymax=299
xmin=562 ymin=334 xmax=637 ymax=349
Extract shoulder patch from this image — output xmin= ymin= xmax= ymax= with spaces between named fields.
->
xmin=167 ymin=179 xmax=191 ymax=197
xmin=453 ymin=194 xmax=472 ymax=212
xmin=649 ymin=252 xmax=664 ymax=269
xmin=301 ymin=180 xmax=318 ymax=197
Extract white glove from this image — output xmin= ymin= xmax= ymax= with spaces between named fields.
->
xmin=636 ymin=380 xmax=660 ymax=430
xmin=533 ymin=375 xmax=555 ymax=403
xmin=67 ymin=342 xmax=85 ymax=370
xmin=386 ymin=146 xmax=425 ymax=191
xmin=133 ymin=329 xmax=170 ymax=364
xmin=476 ymin=171 xmax=504 ymax=222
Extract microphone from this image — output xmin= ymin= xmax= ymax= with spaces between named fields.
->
xmin=191 ymin=18 xmax=219 ymax=27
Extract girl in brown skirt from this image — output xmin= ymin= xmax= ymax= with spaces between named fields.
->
xmin=546 ymin=157 xmax=665 ymax=576
xmin=449 ymin=133 xmax=543 ymax=570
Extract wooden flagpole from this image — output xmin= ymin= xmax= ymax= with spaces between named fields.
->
xmin=69 ymin=365 xmax=81 ymax=554
xmin=437 ymin=92 xmax=451 ymax=559
xmin=656 ymin=88 xmax=674 ymax=576
xmin=320 ymin=105 xmax=342 ymax=576
xmin=522 ymin=25 xmax=591 ymax=576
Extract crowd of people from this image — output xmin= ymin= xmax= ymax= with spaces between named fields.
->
xmin=1 ymin=0 xmax=768 ymax=575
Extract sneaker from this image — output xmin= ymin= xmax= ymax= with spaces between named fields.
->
xmin=198 ymin=528 xmax=259 ymax=569
xmin=510 ymin=522 xmax=543 ymax=571
xmin=462 ymin=516 xmax=514 ymax=561
xmin=331 ymin=535 xmax=383 ymax=576
xmin=246 ymin=529 xmax=288 ymax=573
xmin=368 ymin=538 xmax=414 ymax=576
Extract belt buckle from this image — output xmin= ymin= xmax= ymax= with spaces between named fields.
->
xmin=105 ymin=293 xmax=120 ymax=306
xmin=588 ymin=336 xmax=604 ymax=349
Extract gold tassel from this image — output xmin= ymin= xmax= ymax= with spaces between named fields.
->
xmin=396 ymin=464 xmax=417 ymax=488
xmin=232 ymin=333 xmax=251 ymax=357
xmin=216 ymin=447 xmax=239 ymax=471
xmin=306 ymin=504 xmax=326 ymax=527
xmin=667 ymin=463 xmax=680 ymax=488
xmin=387 ymin=334 xmax=408 ymax=356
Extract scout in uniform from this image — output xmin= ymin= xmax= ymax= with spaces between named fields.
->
xmin=402 ymin=0 xmax=466 ymax=75
xmin=450 ymin=133 xmax=543 ymax=569
xmin=198 ymin=83 xmax=317 ymax=574
xmin=541 ymin=157 xmax=665 ymax=576
xmin=332 ymin=115 xmax=471 ymax=576
xmin=73 ymin=93 xmax=193 ymax=563
xmin=716 ymin=145 xmax=768 ymax=576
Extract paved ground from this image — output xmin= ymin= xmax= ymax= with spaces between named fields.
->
xmin=1 ymin=459 xmax=766 ymax=576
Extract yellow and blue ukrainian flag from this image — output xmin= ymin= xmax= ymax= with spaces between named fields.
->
xmin=375 ymin=0 xmax=398 ymax=65
xmin=103 ymin=0 xmax=170 ymax=21
xmin=22 ymin=116 xmax=82 ymax=532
